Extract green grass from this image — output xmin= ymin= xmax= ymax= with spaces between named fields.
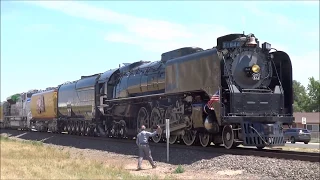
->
xmin=173 ymin=165 xmax=185 ymax=174
xmin=0 ymin=135 xmax=157 ymax=180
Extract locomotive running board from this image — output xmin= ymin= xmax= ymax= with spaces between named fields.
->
xmin=103 ymin=90 xmax=204 ymax=103
xmin=104 ymin=93 xmax=166 ymax=102
xmin=146 ymin=123 xmax=187 ymax=134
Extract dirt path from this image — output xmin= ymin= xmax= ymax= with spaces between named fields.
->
xmin=49 ymin=145 xmax=247 ymax=180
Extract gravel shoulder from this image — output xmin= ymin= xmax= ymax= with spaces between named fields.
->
xmin=1 ymin=130 xmax=319 ymax=180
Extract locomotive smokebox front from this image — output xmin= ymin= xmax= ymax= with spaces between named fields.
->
xmin=231 ymin=50 xmax=272 ymax=89
xmin=219 ymin=33 xmax=274 ymax=91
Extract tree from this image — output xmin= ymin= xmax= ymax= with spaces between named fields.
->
xmin=292 ymin=80 xmax=309 ymax=112
xmin=304 ymin=77 xmax=320 ymax=112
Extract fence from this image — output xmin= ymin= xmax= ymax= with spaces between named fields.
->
xmin=311 ymin=132 xmax=320 ymax=143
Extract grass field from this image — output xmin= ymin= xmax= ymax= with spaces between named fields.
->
xmin=0 ymin=136 xmax=161 ymax=180
xmin=311 ymin=138 xmax=320 ymax=143
xmin=280 ymin=146 xmax=320 ymax=153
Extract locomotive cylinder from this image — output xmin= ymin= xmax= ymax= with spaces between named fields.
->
xmin=204 ymin=114 xmax=219 ymax=133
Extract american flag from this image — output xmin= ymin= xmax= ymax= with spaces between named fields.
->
xmin=207 ymin=90 xmax=220 ymax=110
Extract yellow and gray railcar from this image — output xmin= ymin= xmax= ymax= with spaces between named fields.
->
xmin=30 ymin=89 xmax=58 ymax=132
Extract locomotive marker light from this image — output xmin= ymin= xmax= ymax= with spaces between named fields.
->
xmin=165 ymin=118 xmax=170 ymax=162
xmin=262 ymin=42 xmax=271 ymax=51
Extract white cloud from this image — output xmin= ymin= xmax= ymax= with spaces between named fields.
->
xmin=23 ymin=1 xmax=231 ymax=53
xmin=105 ymin=23 xmax=231 ymax=53
xmin=243 ymin=4 xmax=299 ymax=30
xmin=242 ymin=1 xmax=319 ymax=41
xmin=23 ymin=1 xmax=193 ymax=41
xmin=24 ymin=0 xmax=319 ymax=86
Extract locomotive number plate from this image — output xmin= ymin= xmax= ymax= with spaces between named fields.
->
xmin=252 ymin=73 xmax=260 ymax=80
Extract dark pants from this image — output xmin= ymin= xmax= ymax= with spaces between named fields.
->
xmin=137 ymin=144 xmax=156 ymax=168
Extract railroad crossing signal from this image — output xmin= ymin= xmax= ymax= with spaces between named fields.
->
xmin=302 ymin=117 xmax=307 ymax=125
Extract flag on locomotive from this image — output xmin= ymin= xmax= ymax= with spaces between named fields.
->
xmin=207 ymin=90 xmax=220 ymax=110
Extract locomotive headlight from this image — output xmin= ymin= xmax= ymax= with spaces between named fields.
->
xmin=251 ymin=64 xmax=260 ymax=73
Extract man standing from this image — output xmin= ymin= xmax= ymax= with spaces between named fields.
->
xmin=136 ymin=125 xmax=161 ymax=170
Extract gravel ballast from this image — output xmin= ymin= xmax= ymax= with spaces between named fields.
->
xmin=188 ymin=155 xmax=320 ymax=180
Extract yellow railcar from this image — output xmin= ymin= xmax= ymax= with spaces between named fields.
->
xmin=30 ymin=90 xmax=58 ymax=120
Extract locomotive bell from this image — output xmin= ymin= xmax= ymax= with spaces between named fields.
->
xmin=246 ymin=37 xmax=257 ymax=46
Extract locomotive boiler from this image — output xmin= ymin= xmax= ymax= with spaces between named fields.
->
xmin=0 ymin=32 xmax=295 ymax=150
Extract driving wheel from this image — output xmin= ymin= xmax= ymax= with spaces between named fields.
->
xmin=182 ymin=130 xmax=197 ymax=146
xmin=169 ymin=135 xmax=178 ymax=144
xmin=137 ymin=107 xmax=150 ymax=130
xmin=199 ymin=133 xmax=211 ymax=147
xmin=222 ymin=125 xmax=235 ymax=149
xmin=150 ymin=107 xmax=163 ymax=143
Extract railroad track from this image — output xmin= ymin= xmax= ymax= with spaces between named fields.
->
xmin=1 ymin=129 xmax=319 ymax=163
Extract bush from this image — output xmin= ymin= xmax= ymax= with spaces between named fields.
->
xmin=174 ymin=165 xmax=185 ymax=174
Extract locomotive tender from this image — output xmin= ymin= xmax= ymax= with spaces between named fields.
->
xmin=0 ymin=33 xmax=295 ymax=149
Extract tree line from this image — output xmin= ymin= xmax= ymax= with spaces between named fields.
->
xmin=293 ymin=77 xmax=320 ymax=112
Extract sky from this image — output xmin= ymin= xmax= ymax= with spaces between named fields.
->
xmin=1 ymin=0 xmax=319 ymax=100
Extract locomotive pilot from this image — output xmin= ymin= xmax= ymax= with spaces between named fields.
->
xmin=136 ymin=125 xmax=161 ymax=170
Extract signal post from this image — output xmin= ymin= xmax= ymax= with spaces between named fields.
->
xmin=165 ymin=118 xmax=170 ymax=162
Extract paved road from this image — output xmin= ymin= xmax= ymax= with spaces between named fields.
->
xmin=285 ymin=142 xmax=319 ymax=149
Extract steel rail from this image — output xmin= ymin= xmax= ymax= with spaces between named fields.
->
xmin=1 ymin=129 xmax=319 ymax=163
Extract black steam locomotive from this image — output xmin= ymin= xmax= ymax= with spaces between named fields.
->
xmin=1 ymin=33 xmax=294 ymax=149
